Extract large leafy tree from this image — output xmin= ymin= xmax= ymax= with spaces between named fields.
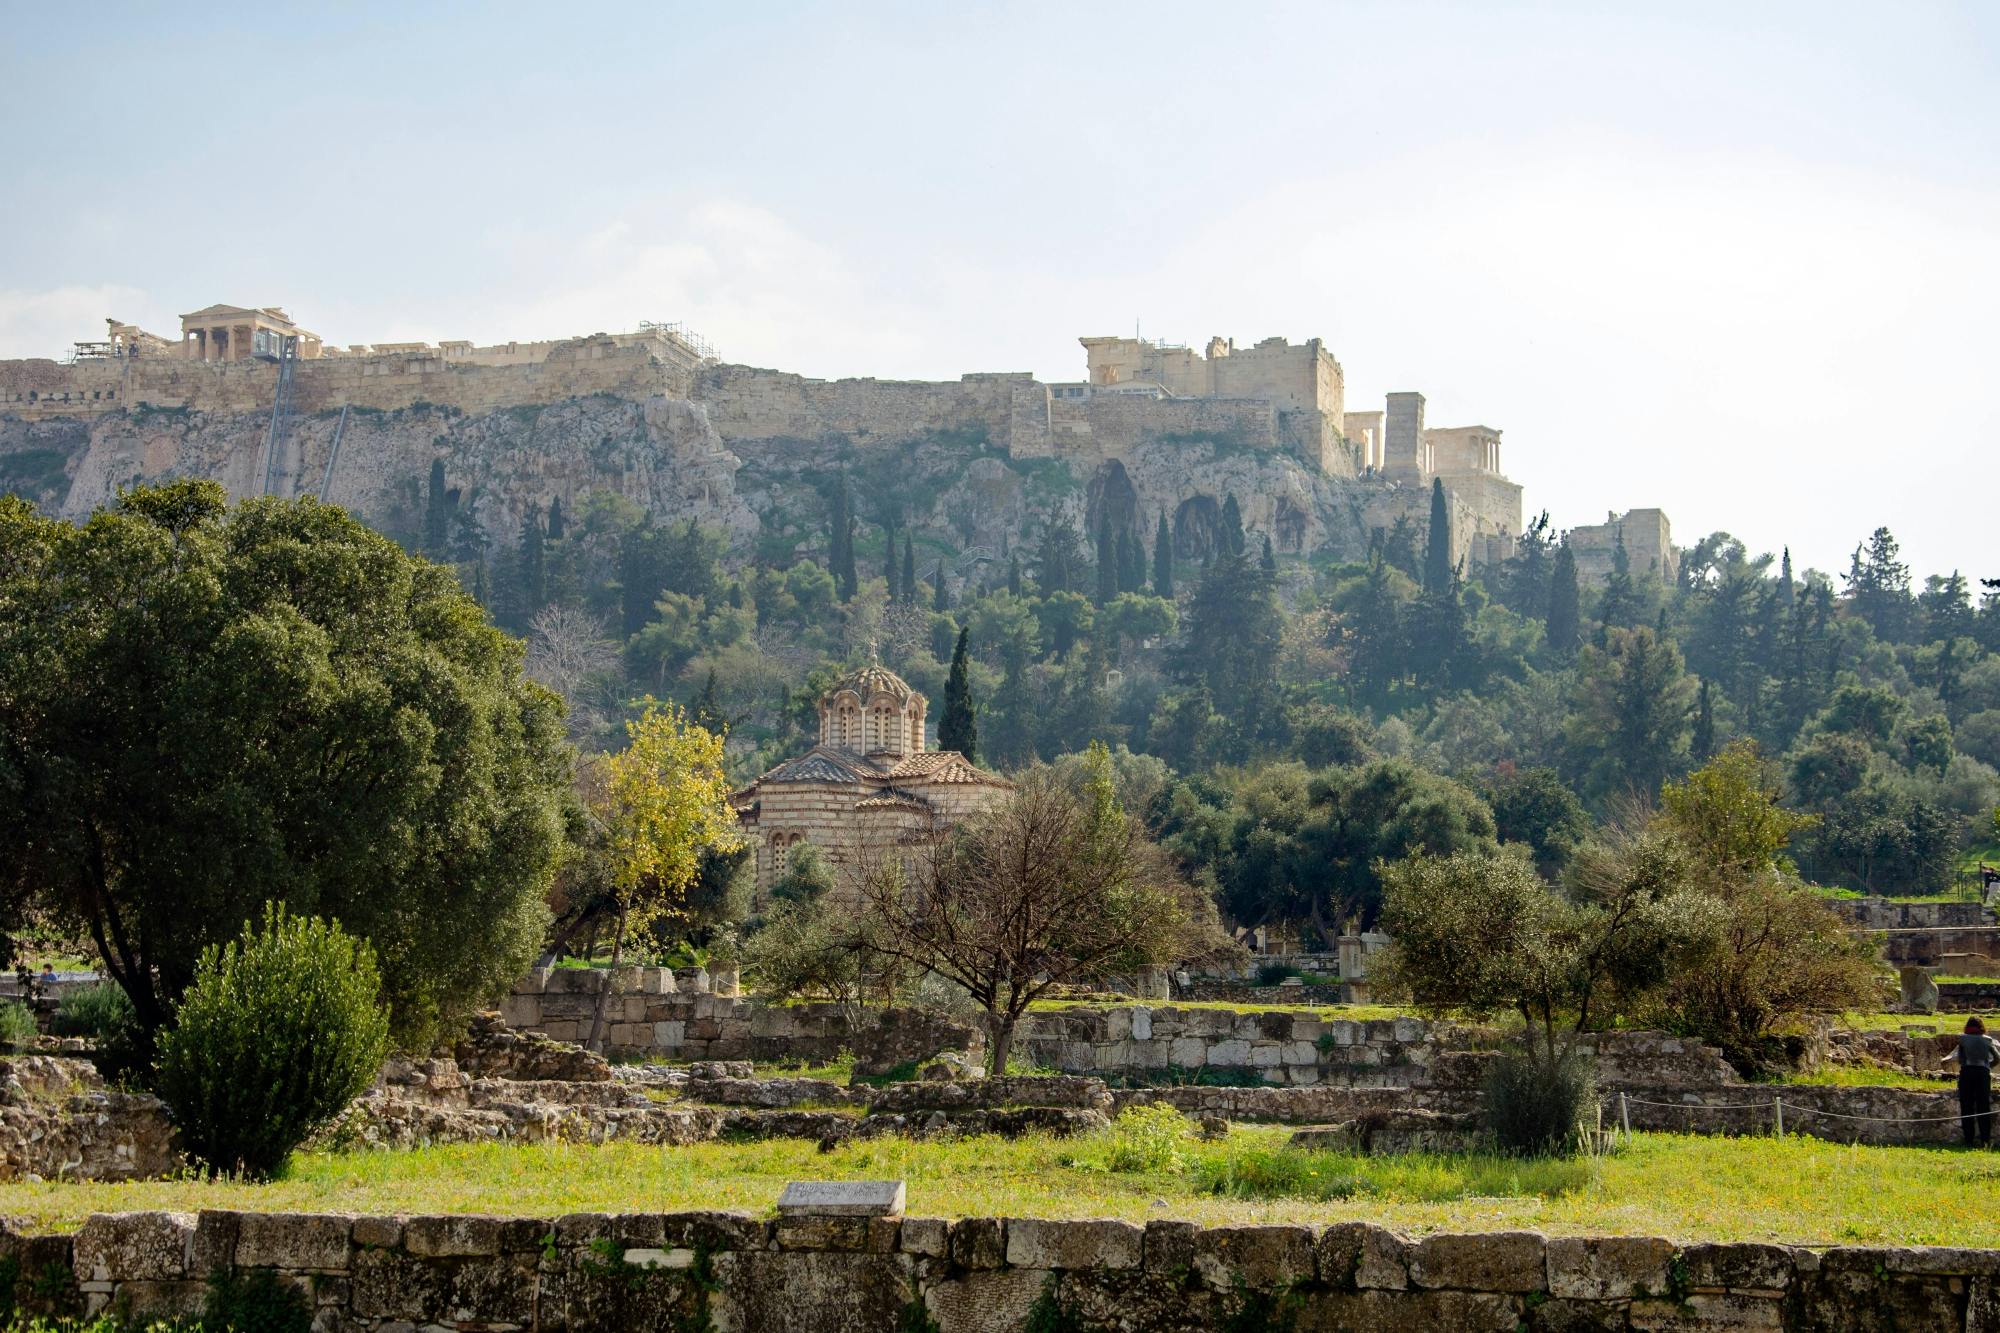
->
xmin=586 ymin=702 xmax=741 ymax=1048
xmin=0 ymin=483 xmax=571 ymax=1047
xmin=1565 ymin=626 xmax=1696 ymax=802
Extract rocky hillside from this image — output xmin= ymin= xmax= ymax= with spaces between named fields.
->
xmin=0 ymin=389 xmax=1438 ymax=570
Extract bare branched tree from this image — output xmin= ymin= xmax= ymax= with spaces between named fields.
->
xmin=856 ymin=753 xmax=1225 ymax=1073
xmin=526 ymin=605 xmax=619 ymax=698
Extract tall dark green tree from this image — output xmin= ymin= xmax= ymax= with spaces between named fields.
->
xmin=1692 ymin=678 xmax=1716 ymax=763
xmin=1220 ymin=494 xmax=1246 ymax=557
xmin=519 ymin=503 xmax=547 ymax=618
xmin=1007 ymin=552 xmax=1022 ymax=597
xmin=1546 ymin=542 xmax=1581 ymax=659
xmin=1566 ymin=625 xmax=1696 ymax=802
xmin=902 ymin=535 xmax=917 ymax=605
xmin=1261 ymin=535 xmax=1278 ymax=575
xmin=1035 ymin=516 xmax=1084 ymax=594
xmin=1844 ymin=527 xmax=1912 ymax=643
xmin=1347 ymin=554 xmax=1406 ymax=703
xmin=1497 ymin=511 xmax=1556 ymax=619
xmin=1423 ymin=478 xmax=1453 ymax=592
xmin=545 ymin=495 xmax=565 ymax=541
xmin=1595 ymin=532 xmax=1639 ymax=639
xmin=422 ymin=459 xmax=451 ymax=555
xmin=1174 ymin=546 xmax=1282 ymax=746
xmin=883 ymin=521 xmax=900 ymax=601
xmin=1382 ymin=513 xmax=1422 ymax=581
xmin=828 ymin=476 xmax=857 ymax=601
xmin=0 ymin=483 xmax=569 ymax=1047
xmin=1118 ymin=528 xmax=1146 ymax=593
xmin=1152 ymin=511 xmax=1174 ymax=600
xmin=939 ymin=627 xmax=978 ymax=760
xmin=933 ymin=560 xmax=950 ymax=612
xmin=986 ymin=629 xmax=1037 ymax=767
xmin=1095 ymin=515 xmax=1118 ymax=605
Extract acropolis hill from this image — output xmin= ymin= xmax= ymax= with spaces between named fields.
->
xmin=0 ymin=306 xmax=1672 ymax=580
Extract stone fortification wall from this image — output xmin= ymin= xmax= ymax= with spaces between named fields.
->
xmin=0 ymin=335 xmax=672 ymax=423
xmin=27 ymin=1209 xmax=2000 ymax=1331
xmin=696 ymin=363 xmax=1348 ymax=475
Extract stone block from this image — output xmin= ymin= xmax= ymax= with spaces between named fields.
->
xmin=498 ymin=995 xmax=540 ymax=1028
xmin=1630 ymin=1292 xmax=1784 ymax=1329
xmin=1005 ymin=1218 xmax=1142 ymax=1271
xmin=1191 ymin=1224 xmax=1317 ymax=1290
xmin=774 ymin=1215 xmax=899 ymax=1253
xmin=1249 ymin=1043 xmax=1283 ymax=1068
xmin=1328 ymin=1021 xmax=1360 ymax=1047
xmin=1209 ymin=1039 xmax=1251 ymax=1065
xmin=1391 ymin=1017 xmax=1425 ymax=1043
xmin=921 ymin=1268 xmax=1047 ymax=1333
xmin=621 ymin=1247 xmax=693 ymax=1269
xmin=1168 ymin=1037 xmax=1207 ymax=1067
xmin=1546 ymin=1235 xmax=1674 ymax=1300
xmin=899 ymin=1217 xmax=949 ymax=1258
xmin=351 ymin=1216 xmax=403 ymax=1250
xmin=1319 ymin=1222 xmax=1408 ymax=1290
xmin=1675 ymin=1242 xmax=1796 ymax=1294
xmin=1296 ymin=1288 xmax=1520 ymax=1331
xmin=950 ymin=1218 xmax=1006 ymax=1270
xmin=401 ymin=1215 xmax=543 ymax=1257
xmin=1408 ymin=1231 xmax=1546 ymax=1293
xmin=234 ymin=1213 xmax=353 ymax=1271
xmin=654 ymin=1020 xmax=686 ymax=1047
xmin=187 ymin=1211 xmax=240 ymax=1276
xmin=1143 ymin=1220 xmax=1197 ymax=1274
xmin=75 ymin=1212 xmax=193 ymax=1284
xmin=1130 ymin=1008 xmax=1152 ymax=1041
xmin=657 ymin=1212 xmax=769 ymax=1253
xmin=1282 ymin=1041 xmax=1318 ymax=1065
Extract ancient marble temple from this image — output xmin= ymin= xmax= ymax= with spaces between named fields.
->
xmin=730 ymin=661 xmax=1011 ymax=894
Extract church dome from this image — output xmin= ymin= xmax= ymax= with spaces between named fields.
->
xmin=818 ymin=659 xmax=926 ymax=757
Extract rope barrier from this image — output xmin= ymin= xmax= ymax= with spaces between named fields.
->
xmin=1615 ymin=1092 xmax=1973 ymax=1127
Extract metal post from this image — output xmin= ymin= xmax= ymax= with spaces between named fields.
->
xmin=1620 ymin=1092 xmax=1631 ymax=1141
xmin=1774 ymin=1098 xmax=1784 ymax=1139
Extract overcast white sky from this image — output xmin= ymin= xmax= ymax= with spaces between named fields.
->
xmin=3 ymin=2 xmax=1995 ymax=582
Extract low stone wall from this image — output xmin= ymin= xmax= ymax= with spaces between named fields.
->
xmin=1173 ymin=980 xmax=1350 ymax=1005
xmin=1940 ymin=981 xmax=2000 ymax=1012
xmin=19 ymin=1210 xmax=1999 ymax=1331
xmin=500 ymin=968 xmax=977 ymax=1068
xmin=0 ymin=1057 xmax=176 ymax=1182
xmin=1830 ymin=898 xmax=1992 ymax=930
xmin=1018 ymin=1006 xmax=1433 ymax=1087
xmin=1609 ymin=1084 xmax=1963 ymax=1146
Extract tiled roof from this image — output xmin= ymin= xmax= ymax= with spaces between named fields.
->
xmin=885 ymin=751 xmax=1012 ymax=786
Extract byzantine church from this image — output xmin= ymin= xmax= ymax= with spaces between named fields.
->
xmin=731 ymin=660 xmax=1011 ymax=894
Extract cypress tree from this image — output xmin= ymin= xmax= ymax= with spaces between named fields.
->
xmin=902 ymin=535 xmax=917 ymax=605
xmin=1221 ymin=494 xmax=1246 ymax=556
xmin=423 ymin=459 xmax=451 ymax=554
xmin=829 ymin=476 xmax=858 ymax=601
xmin=1423 ymin=478 xmax=1452 ymax=593
xmin=545 ymin=495 xmax=565 ymax=542
xmin=1095 ymin=516 xmax=1117 ymax=605
xmin=1692 ymin=678 xmax=1715 ymax=763
xmin=521 ymin=504 xmax=546 ymax=615
xmin=1547 ymin=542 xmax=1581 ymax=659
xmin=1261 ymin=535 xmax=1277 ymax=575
xmin=471 ymin=555 xmax=488 ymax=607
xmin=693 ymin=668 xmax=725 ymax=735
xmin=883 ymin=521 xmax=899 ymax=601
xmin=1777 ymin=547 xmax=1796 ymax=613
xmin=1153 ymin=512 xmax=1174 ymax=599
xmin=939 ymin=627 xmax=977 ymax=760
xmin=988 ymin=630 xmax=1035 ymax=767
xmin=1007 ymin=553 xmax=1022 ymax=597
xmin=1596 ymin=532 xmax=1639 ymax=639
xmin=1117 ymin=528 xmax=1145 ymax=594
xmin=933 ymin=560 xmax=949 ymax=612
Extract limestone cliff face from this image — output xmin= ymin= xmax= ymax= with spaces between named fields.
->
xmin=1 ymin=392 xmax=1446 ymax=571
xmin=5 ymin=394 xmax=756 ymax=552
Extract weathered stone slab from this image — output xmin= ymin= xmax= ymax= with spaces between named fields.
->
xmin=1005 ymin=1218 xmax=1143 ymax=1270
xmin=1407 ymin=1230 xmax=1546 ymax=1293
xmin=776 ymin=1179 xmax=905 ymax=1217
xmin=1191 ymin=1224 xmax=1318 ymax=1289
xmin=74 ymin=1212 xmax=192 ymax=1284
xmin=1545 ymin=1235 xmax=1674 ymax=1300
xmin=233 ymin=1212 xmax=352 ymax=1271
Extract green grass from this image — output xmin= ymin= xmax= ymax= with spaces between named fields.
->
xmin=0 ymin=1129 xmax=1994 ymax=1247
xmin=1781 ymin=1065 xmax=1949 ymax=1091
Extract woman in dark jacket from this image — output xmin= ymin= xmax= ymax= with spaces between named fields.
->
xmin=1944 ymin=1016 xmax=1998 ymax=1147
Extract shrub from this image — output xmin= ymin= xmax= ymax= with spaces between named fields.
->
xmin=154 ymin=906 xmax=390 ymax=1178
xmin=1089 ymin=1103 xmax=1192 ymax=1173
xmin=1484 ymin=1046 xmax=1595 ymax=1157
xmin=48 ymin=985 xmax=133 ymax=1041
xmin=1252 ymin=962 xmax=1305 ymax=987
xmin=0 ymin=1002 xmax=36 ymax=1051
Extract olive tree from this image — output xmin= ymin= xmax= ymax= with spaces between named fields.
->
xmin=0 ymin=483 xmax=571 ymax=1049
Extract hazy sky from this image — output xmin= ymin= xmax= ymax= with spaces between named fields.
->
xmin=4 ymin=2 xmax=1995 ymax=583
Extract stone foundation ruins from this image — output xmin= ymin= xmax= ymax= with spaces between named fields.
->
xmin=14 ymin=1207 xmax=1999 ymax=1331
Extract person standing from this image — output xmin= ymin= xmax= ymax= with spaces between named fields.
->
xmin=1944 ymin=1016 xmax=1999 ymax=1147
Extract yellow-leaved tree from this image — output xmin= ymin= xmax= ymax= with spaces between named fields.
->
xmin=585 ymin=702 xmax=742 ymax=1050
